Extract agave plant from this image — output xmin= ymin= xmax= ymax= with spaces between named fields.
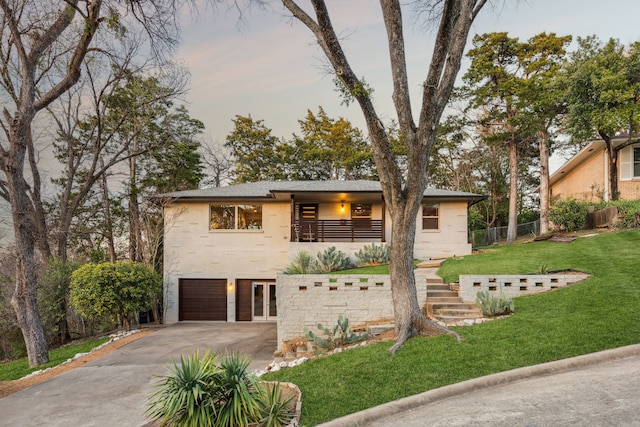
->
xmin=145 ymin=351 xmax=221 ymax=427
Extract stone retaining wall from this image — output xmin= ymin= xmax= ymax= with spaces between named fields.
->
xmin=276 ymin=273 xmax=429 ymax=344
xmin=458 ymin=272 xmax=590 ymax=303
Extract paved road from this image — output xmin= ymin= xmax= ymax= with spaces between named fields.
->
xmin=0 ymin=322 xmax=277 ymax=427
xmin=321 ymin=344 xmax=640 ymax=427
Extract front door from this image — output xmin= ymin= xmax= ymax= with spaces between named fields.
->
xmin=299 ymin=203 xmax=318 ymax=241
xmin=252 ymin=282 xmax=277 ymax=321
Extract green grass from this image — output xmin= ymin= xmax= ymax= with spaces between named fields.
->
xmin=265 ymin=229 xmax=640 ymax=426
xmin=0 ymin=337 xmax=110 ymax=381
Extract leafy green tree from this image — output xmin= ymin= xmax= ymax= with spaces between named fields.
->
xmin=290 ymin=107 xmax=376 ymax=180
xmin=564 ymin=36 xmax=640 ymax=200
xmin=461 ymin=32 xmax=539 ymax=242
xmin=282 ymin=0 xmax=487 ymax=352
xmin=38 ymin=259 xmax=80 ymax=346
xmin=225 ymin=115 xmax=289 ymax=183
xmin=70 ymin=261 xmax=161 ymax=331
xmin=0 ymin=0 xmax=183 ymax=366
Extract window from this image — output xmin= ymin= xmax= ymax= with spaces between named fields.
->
xmin=634 ymin=147 xmax=640 ymax=178
xmin=422 ymin=203 xmax=439 ymax=230
xmin=210 ymin=204 xmax=262 ymax=230
xmin=351 ymin=203 xmax=372 ymax=219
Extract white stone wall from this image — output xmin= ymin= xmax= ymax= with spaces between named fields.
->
xmin=275 ymin=273 xmax=431 ymax=344
xmin=163 ymin=201 xmax=291 ymax=323
xmin=414 ymin=201 xmax=472 ymax=259
xmin=458 ymin=273 xmax=590 ymax=303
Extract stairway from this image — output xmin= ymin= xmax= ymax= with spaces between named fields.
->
xmin=418 ymin=261 xmax=483 ymax=325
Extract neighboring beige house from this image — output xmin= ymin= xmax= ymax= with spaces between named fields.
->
xmin=550 ymin=138 xmax=640 ymax=202
xmin=158 ymin=180 xmax=484 ymax=325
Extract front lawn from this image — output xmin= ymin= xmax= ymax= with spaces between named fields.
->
xmin=0 ymin=337 xmax=109 ymax=381
xmin=264 ymin=229 xmax=640 ymax=425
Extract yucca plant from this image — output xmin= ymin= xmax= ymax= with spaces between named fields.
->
xmin=145 ymin=351 xmax=221 ymax=427
xmin=284 ymin=251 xmax=319 ymax=274
xmin=212 ymin=352 xmax=262 ymax=427
xmin=256 ymin=383 xmax=295 ymax=427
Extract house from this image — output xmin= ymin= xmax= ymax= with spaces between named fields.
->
xmin=550 ymin=137 xmax=640 ymax=202
xmin=157 ymin=180 xmax=485 ymax=334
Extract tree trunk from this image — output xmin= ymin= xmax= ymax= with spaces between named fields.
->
xmin=5 ymin=120 xmax=49 ymax=367
xmin=100 ymin=156 xmax=117 ymax=262
xmin=128 ymin=157 xmax=142 ymax=262
xmin=507 ymin=138 xmax=518 ymax=241
xmin=539 ymin=129 xmax=550 ymax=234
xmin=387 ymin=200 xmax=460 ymax=354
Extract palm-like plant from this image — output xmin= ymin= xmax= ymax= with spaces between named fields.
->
xmin=146 ymin=352 xmax=295 ymax=427
xmin=145 ymin=351 xmax=221 ymax=427
xmin=213 ymin=353 xmax=262 ymax=427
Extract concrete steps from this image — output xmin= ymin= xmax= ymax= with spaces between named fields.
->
xmin=421 ymin=266 xmax=483 ymax=325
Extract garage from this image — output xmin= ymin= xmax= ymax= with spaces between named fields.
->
xmin=179 ymin=279 xmax=227 ymax=321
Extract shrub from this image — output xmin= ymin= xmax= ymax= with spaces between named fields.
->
xmin=70 ymin=261 xmax=161 ymax=330
xmin=316 ymin=247 xmax=352 ymax=272
xmin=256 ymin=383 xmax=295 ymax=427
xmin=354 ymin=243 xmax=390 ymax=266
xmin=476 ymin=290 xmax=515 ymax=317
xmin=549 ymin=198 xmax=589 ymax=231
xmin=146 ymin=351 xmax=222 ymax=426
xmin=284 ymin=251 xmax=319 ymax=274
xmin=146 ymin=352 xmax=294 ymax=427
xmin=305 ymin=315 xmax=368 ymax=352
xmin=595 ymin=199 xmax=640 ymax=228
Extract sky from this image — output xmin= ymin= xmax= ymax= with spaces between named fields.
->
xmin=175 ymin=0 xmax=640 ymax=158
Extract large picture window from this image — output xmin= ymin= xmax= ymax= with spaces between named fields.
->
xmin=422 ymin=203 xmax=439 ymax=230
xmin=210 ymin=204 xmax=262 ymax=230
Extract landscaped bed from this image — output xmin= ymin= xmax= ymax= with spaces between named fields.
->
xmin=263 ymin=229 xmax=640 ymax=425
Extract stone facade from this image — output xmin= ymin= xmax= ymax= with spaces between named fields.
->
xmin=275 ymin=273 xmax=431 ymax=344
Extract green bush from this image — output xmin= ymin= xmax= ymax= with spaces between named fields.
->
xmin=354 ymin=243 xmax=390 ymax=266
xmin=146 ymin=351 xmax=222 ymax=426
xmin=475 ymin=290 xmax=515 ymax=317
xmin=70 ymin=261 xmax=161 ymax=330
xmin=316 ymin=247 xmax=352 ymax=273
xmin=595 ymin=199 xmax=640 ymax=228
xmin=146 ymin=352 xmax=294 ymax=427
xmin=305 ymin=315 xmax=368 ymax=352
xmin=39 ymin=259 xmax=81 ymax=346
xmin=548 ymin=198 xmax=589 ymax=231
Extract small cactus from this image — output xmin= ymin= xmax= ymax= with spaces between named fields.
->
xmin=355 ymin=243 xmax=390 ymax=266
xmin=304 ymin=315 xmax=368 ymax=351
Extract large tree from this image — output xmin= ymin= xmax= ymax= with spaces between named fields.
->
xmin=564 ymin=36 xmax=640 ymax=201
xmin=0 ymin=0 xmax=183 ymax=367
xmin=281 ymin=0 xmax=487 ymax=352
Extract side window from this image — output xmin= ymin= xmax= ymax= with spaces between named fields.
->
xmin=210 ymin=204 xmax=263 ymax=230
xmin=634 ymin=147 xmax=640 ymax=178
xmin=422 ymin=203 xmax=439 ymax=230
xmin=238 ymin=205 xmax=262 ymax=229
xmin=210 ymin=205 xmax=235 ymax=229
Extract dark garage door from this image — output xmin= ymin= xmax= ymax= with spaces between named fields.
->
xmin=179 ymin=279 xmax=227 ymax=321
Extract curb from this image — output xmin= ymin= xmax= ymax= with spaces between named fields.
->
xmin=317 ymin=343 xmax=640 ymax=427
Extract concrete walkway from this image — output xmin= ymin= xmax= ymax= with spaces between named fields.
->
xmin=320 ymin=344 xmax=640 ymax=427
xmin=0 ymin=322 xmax=277 ymax=427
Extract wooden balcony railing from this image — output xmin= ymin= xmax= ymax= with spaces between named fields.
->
xmin=292 ymin=219 xmax=384 ymax=242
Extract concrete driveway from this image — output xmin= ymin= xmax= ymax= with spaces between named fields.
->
xmin=0 ymin=322 xmax=277 ymax=427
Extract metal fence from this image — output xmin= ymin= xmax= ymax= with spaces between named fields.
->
xmin=470 ymin=219 xmax=540 ymax=247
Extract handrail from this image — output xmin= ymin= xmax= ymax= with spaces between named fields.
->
xmin=292 ymin=219 xmax=384 ymax=242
